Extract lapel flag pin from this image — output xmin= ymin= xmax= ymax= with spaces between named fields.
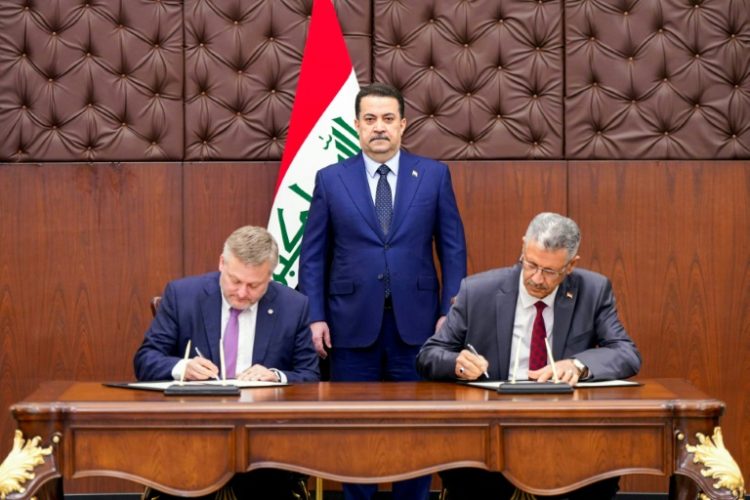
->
xmin=268 ymin=309 xmax=274 ymax=315
xmin=412 ymin=170 xmax=418 ymax=177
xmin=566 ymin=292 xmax=573 ymax=299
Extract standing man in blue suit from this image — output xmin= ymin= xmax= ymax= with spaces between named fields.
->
xmin=299 ymin=82 xmax=467 ymax=500
xmin=135 ymin=225 xmax=318 ymax=499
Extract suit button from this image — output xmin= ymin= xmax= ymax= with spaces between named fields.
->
xmin=384 ymin=244 xmax=390 ymax=250
xmin=377 ymin=274 xmax=384 ymax=280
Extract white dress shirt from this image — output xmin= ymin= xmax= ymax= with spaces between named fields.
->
xmin=220 ymin=296 xmax=258 ymax=376
xmin=171 ymin=295 xmax=286 ymax=382
xmin=507 ymin=273 xmax=559 ymax=380
xmin=363 ymin=151 xmax=400 ymax=204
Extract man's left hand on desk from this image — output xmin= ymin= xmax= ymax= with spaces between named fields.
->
xmin=529 ymin=359 xmax=585 ymax=385
xmin=237 ymin=364 xmax=281 ymax=382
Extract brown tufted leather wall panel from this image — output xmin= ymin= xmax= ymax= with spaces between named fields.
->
xmin=0 ymin=0 xmax=369 ymax=162
xmin=565 ymin=0 xmax=750 ymax=158
xmin=183 ymin=0 xmax=371 ymax=160
xmin=0 ymin=0 xmax=185 ymax=161
xmin=1 ymin=0 xmax=748 ymax=161
xmin=374 ymin=0 xmax=564 ymax=159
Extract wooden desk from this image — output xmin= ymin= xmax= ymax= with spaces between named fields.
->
xmin=2 ymin=379 xmax=745 ymax=499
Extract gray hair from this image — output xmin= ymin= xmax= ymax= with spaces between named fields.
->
xmin=222 ymin=226 xmax=279 ymax=268
xmin=524 ymin=212 xmax=581 ymax=259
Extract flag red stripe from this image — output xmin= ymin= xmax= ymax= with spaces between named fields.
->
xmin=274 ymin=0 xmax=353 ymax=194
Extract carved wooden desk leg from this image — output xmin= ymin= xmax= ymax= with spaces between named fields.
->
xmin=672 ymin=426 xmax=745 ymax=500
xmin=0 ymin=430 xmax=62 ymax=500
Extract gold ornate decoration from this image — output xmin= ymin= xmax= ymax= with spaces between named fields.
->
xmin=685 ymin=426 xmax=746 ymax=499
xmin=0 ymin=430 xmax=53 ymax=499
xmin=510 ymin=489 xmax=537 ymax=500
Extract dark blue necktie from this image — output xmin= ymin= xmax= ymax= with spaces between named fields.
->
xmin=375 ymin=164 xmax=392 ymax=297
xmin=375 ymin=164 xmax=393 ymax=234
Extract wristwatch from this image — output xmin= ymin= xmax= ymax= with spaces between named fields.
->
xmin=269 ymin=368 xmax=282 ymax=383
xmin=572 ymin=358 xmax=588 ymax=379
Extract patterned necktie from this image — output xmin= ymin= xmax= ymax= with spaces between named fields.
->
xmin=223 ymin=307 xmax=241 ymax=378
xmin=529 ymin=301 xmax=548 ymax=370
xmin=375 ymin=164 xmax=393 ymax=234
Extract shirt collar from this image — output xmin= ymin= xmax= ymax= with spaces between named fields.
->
xmin=518 ymin=270 xmax=559 ymax=309
xmin=364 ymin=150 xmax=400 ymax=179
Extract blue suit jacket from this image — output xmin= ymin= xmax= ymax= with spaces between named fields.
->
xmin=417 ymin=265 xmax=642 ymax=381
xmin=298 ymin=150 xmax=467 ymax=348
xmin=134 ymin=273 xmax=320 ymax=382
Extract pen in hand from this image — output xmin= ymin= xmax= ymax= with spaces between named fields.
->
xmin=194 ymin=347 xmax=220 ymax=381
xmin=466 ymin=343 xmax=491 ymax=379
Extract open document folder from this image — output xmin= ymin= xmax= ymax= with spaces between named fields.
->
xmin=105 ymin=379 xmax=287 ymax=395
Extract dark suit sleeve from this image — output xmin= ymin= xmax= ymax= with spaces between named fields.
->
xmin=573 ymin=278 xmax=642 ymax=380
xmin=434 ymin=165 xmax=467 ymax=314
xmin=298 ymin=169 xmax=330 ymax=322
xmin=283 ymin=296 xmax=321 ymax=383
xmin=416 ymin=278 xmax=469 ymax=380
xmin=134 ymin=282 xmax=183 ymax=381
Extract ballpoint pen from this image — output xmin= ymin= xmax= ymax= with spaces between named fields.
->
xmin=195 ymin=347 xmax=221 ymax=381
xmin=465 ymin=343 xmax=491 ymax=379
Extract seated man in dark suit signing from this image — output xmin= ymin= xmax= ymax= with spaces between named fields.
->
xmin=135 ymin=225 xmax=319 ymax=499
xmin=417 ymin=212 xmax=641 ymax=500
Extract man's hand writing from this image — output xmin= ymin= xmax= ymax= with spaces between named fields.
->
xmin=184 ymin=357 xmax=219 ymax=381
xmin=455 ymin=349 xmax=489 ymax=380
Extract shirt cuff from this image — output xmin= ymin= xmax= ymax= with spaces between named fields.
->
xmin=171 ymin=359 xmax=188 ymax=380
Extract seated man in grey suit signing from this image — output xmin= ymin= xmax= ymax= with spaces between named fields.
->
xmin=135 ymin=225 xmax=319 ymax=499
xmin=417 ymin=212 xmax=641 ymax=500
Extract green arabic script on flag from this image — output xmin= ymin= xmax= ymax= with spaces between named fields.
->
xmin=272 ymin=118 xmax=359 ymax=285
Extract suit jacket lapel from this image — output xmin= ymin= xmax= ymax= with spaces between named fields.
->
xmin=200 ymin=276 xmax=223 ymax=366
xmin=252 ymin=283 xmax=278 ymax=364
xmin=338 ymin=153 xmax=382 ymax=237
xmin=552 ymin=274 xmax=578 ymax=360
xmin=389 ymin=150 xmax=424 ymax=238
xmin=495 ymin=267 xmax=521 ymax=379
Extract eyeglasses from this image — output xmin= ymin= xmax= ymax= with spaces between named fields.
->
xmin=519 ymin=257 xmax=570 ymax=279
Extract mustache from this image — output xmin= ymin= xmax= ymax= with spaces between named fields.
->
xmin=369 ymin=135 xmax=389 ymax=142
xmin=525 ymin=279 xmax=549 ymax=292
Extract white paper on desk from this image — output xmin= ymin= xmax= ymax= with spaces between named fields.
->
xmin=574 ymin=380 xmax=639 ymax=388
xmin=465 ymin=379 xmax=638 ymax=390
xmin=128 ymin=380 xmax=284 ymax=390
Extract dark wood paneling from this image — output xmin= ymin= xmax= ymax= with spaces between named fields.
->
xmin=0 ymin=162 xmax=183 ymax=493
xmin=448 ymin=161 xmax=568 ymax=274
xmin=184 ymin=162 xmax=279 ymax=274
xmin=183 ymin=162 xmax=280 ymax=275
xmin=569 ymin=161 xmax=750 ymax=492
xmin=2 ymin=160 xmax=748 ymax=495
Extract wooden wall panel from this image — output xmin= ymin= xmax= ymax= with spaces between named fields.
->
xmin=0 ymin=163 xmax=183 ymax=493
xmin=449 ymin=161 xmax=568 ymax=274
xmin=1 ymin=160 xmax=748 ymax=494
xmin=183 ymin=162 xmax=280 ymax=275
xmin=569 ymin=161 xmax=750 ymax=492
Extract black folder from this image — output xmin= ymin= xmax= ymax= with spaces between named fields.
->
xmin=498 ymin=381 xmax=573 ymax=394
xmin=163 ymin=384 xmax=241 ymax=396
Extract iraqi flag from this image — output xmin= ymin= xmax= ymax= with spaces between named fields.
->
xmin=268 ymin=0 xmax=360 ymax=288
